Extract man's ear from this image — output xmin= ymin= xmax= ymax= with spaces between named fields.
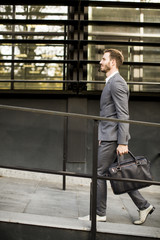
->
xmin=111 ymin=59 xmax=116 ymax=66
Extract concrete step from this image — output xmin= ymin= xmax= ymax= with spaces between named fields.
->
xmin=0 ymin=211 xmax=159 ymax=240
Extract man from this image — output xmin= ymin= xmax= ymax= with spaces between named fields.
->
xmin=79 ymin=49 xmax=155 ymax=224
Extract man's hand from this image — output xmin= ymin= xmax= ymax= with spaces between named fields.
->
xmin=117 ymin=144 xmax=128 ymax=156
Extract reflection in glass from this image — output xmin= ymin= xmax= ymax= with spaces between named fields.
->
xmin=87 ymin=6 xmax=160 ymax=92
xmin=0 ymin=5 xmax=67 ymax=90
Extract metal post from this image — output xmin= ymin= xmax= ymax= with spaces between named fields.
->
xmin=90 ymin=120 xmax=98 ymax=240
xmin=11 ymin=5 xmax=15 ymax=90
xmin=63 ymin=116 xmax=68 ymax=190
xmin=63 ymin=24 xmax=66 ymax=91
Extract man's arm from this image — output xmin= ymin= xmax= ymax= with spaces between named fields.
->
xmin=111 ymin=78 xmax=130 ymax=155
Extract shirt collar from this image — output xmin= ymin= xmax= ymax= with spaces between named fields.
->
xmin=105 ymin=71 xmax=119 ymax=84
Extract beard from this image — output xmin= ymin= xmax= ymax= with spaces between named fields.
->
xmin=100 ymin=64 xmax=111 ymax=73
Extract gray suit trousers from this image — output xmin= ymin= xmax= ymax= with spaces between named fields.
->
xmin=97 ymin=141 xmax=150 ymax=216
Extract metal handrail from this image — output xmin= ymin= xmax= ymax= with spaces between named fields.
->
xmin=0 ymin=104 xmax=160 ymax=128
xmin=0 ymin=162 xmax=159 ymax=186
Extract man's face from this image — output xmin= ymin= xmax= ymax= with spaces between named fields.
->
xmin=100 ymin=52 xmax=112 ymax=73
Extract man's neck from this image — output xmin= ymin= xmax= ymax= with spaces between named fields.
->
xmin=106 ymin=68 xmax=118 ymax=78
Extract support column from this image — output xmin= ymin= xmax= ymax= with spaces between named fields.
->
xmin=67 ymin=3 xmax=88 ymax=92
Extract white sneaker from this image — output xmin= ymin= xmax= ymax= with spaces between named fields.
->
xmin=79 ymin=215 xmax=106 ymax=222
xmin=134 ymin=205 xmax=155 ymax=225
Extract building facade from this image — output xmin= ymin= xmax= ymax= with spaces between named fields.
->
xmin=0 ymin=1 xmax=160 ymax=180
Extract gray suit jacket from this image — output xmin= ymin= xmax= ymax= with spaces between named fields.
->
xmin=98 ymin=72 xmax=130 ymax=145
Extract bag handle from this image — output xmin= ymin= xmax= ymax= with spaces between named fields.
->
xmin=128 ymin=150 xmax=136 ymax=160
xmin=117 ymin=150 xmax=138 ymax=166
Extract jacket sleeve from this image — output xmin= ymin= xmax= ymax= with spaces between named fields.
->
xmin=110 ymin=79 xmax=130 ymax=145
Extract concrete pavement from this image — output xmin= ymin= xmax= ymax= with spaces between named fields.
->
xmin=0 ymin=174 xmax=159 ymax=239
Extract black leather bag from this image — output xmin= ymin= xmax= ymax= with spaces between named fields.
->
xmin=108 ymin=151 xmax=152 ymax=195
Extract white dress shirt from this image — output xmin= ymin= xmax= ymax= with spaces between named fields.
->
xmin=105 ymin=71 xmax=119 ymax=84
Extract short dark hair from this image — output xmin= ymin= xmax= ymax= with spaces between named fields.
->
xmin=104 ymin=49 xmax=124 ymax=68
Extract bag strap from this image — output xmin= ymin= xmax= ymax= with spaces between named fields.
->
xmin=128 ymin=150 xmax=136 ymax=160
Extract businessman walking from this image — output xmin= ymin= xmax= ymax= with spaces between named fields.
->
xmin=79 ymin=49 xmax=154 ymax=224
